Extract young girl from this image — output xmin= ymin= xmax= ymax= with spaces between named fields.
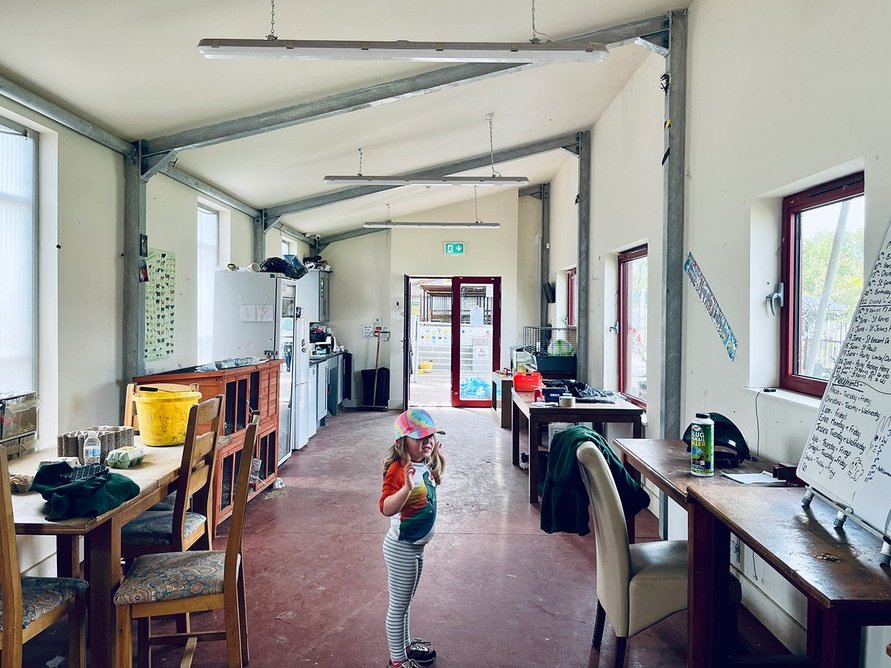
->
xmin=379 ymin=409 xmax=446 ymax=668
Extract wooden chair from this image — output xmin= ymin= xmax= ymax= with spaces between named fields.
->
xmin=577 ymin=442 xmax=688 ymax=667
xmin=121 ymin=395 xmax=223 ymax=563
xmin=0 ymin=455 xmax=87 ymax=668
xmin=114 ymin=417 xmax=259 ymax=667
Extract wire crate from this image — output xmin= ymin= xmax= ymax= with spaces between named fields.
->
xmin=519 ymin=326 xmax=577 ymax=376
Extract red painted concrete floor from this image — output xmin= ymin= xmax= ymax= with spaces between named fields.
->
xmin=25 ymin=408 xmax=784 ymax=667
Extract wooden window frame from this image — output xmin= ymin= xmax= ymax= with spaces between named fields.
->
xmin=618 ymin=245 xmax=648 ymax=408
xmin=779 ymin=172 xmax=864 ymax=397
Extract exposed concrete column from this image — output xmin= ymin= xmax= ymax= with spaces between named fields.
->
xmin=123 ymin=151 xmax=146 ymax=386
xmin=660 ymin=10 xmax=687 ymax=440
xmin=577 ymin=131 xmax=592 ymax=385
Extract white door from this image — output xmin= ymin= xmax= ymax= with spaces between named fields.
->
xmin=308 ymin=364 xmax=318 ymax=434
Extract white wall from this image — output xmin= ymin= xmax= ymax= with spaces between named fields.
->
xmin=589 ymin=53 xmax=665 ymax=431
xmin=517 ymin=194 xmax=542 ymax=337
xmin=547 ymin=155 xmax=581 ymax=328
xmin=683 ymin=0 xmax=891 ymax=661
xmin=326 ymin=190 xmax=523 ymax=408
xmin=324 ymin=231 xmax=392 ymax=406
xmin=144 ymin=174 xmax=255 ymax=374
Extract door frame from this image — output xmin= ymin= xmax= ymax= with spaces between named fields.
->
xmin=450 ymin=276 xmax=501 ymax=407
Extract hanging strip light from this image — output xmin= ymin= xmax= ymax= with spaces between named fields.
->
xmin=198 ymin=0 xmax=607 ymax=63
xmin=363 ymin=189 xmax=500 ymax=229
xmin=362 ymin=221 xmax=501 ymax=229
xmin=324 ymin=114 xmax=528 ymax=186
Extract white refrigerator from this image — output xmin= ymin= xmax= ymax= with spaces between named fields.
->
xmin=292 ymin=316 xmax=312 ymax=450
xmin=212 ymin=270 xmax=302 ymax=464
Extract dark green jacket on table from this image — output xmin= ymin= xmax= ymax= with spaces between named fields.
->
xmin=31 ymin=462 xmax=140 ymax=521
xmin=540 ymin=425 xmax=650 ymax=536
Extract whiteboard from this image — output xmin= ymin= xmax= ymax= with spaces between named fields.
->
xmin=798 ymin=223 xmax=891 ymax=538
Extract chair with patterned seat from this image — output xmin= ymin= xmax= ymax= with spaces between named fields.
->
xmin=114 ymin=417 xmax=258 ymax=667
xmin=0 ymin=455 xmax=87 ymax=668
xmin=124 ymin=382 xmax=202 ymax=512
xmin=121 ymin=394 xmax=223 ymax=565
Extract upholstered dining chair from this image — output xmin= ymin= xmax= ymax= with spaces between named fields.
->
xmin=577 ymin=442 xmax=688 ymax=667
xmin=114 ymin=417 xmax=258 ymax=667
xmin=0 ymin=455 xmax=88 ymax=668
xmin=124 ymin=382 xmax=202 ymax=513
xmin=121 ymin=394 xmax=223 ymax=565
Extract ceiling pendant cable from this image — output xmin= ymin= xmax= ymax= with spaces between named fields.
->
xmin=325 ymin=115 xmax=529 ymax=187
xmin=487 ymin=112 xmax=501 ymax=179
xmin=529 ymin=0 xmax=553 ymax=44
xmin=198 ymin=0 xmax=608 ymax=63
xmin=266 ymin=0 xmax=277 ymax=40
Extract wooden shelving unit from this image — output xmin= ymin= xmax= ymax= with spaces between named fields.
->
xmin=134 ymin=359 xmax=282 ymax=527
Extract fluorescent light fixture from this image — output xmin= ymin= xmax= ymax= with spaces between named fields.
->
xmin=197 ymin=38 xmax=608 ymax=64
xmin=363 ymin=221 xmax=500 ymax=229
xmin=324 ymin=175 xmax=529 ymax=187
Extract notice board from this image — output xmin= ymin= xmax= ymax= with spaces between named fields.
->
xmin=799 ymin=222 xmax=891 ymax=537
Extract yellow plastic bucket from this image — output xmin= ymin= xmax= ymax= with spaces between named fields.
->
xmin=133 ymin=390 xmax=201 ymax=446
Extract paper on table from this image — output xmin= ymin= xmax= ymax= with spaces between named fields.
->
xmin=720 ymin=471 xmax=785 ymax=486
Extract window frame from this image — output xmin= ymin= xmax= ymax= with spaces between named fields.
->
xmin=779 ymin=172 xmax=864 ymax=397
xmin=617 ymin=244 xmax=648 ymax=408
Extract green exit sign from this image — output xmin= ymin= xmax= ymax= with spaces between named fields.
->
xmin=444 ymin=242 xmax=465 ymax=255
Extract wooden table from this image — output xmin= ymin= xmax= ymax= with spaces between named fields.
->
xmin=613 ymin=438 xmax=772 ymax=542
xmin=511 ymin=390 xmax=644 ymax=503
xmin=491 ymin=371 xmax=513 ymax=429
xmin=612 ymin=438 xmax=891 ymax=667
xmin=9 ymin=442 xmax=183 ymax=667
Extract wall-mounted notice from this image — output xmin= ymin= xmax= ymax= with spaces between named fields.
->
xmin=684 ymin=252 xmax=738 ymax=360
xmin=145 ymin=248 xmax=176 ymax=362
xmin=799 ymin=222 xmax=891 ymax=537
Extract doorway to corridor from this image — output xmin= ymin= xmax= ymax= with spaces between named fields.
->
xmin=404 ymin=276 xmax=501 ymax=408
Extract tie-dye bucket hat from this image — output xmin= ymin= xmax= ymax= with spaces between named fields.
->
xmin=394 ymin=408 xmax=445 ymax=440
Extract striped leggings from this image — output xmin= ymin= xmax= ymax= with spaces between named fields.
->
xmin=382 ymin=534 xmax=425 ymax=662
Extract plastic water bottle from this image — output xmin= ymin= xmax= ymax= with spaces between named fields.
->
xmin=83 ymin=431 xmax=102 ymax=465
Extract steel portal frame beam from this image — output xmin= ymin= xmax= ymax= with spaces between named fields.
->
xmin=660 ymin=10 xmax=687 ymax=444
xmin=0 ymin=73 xmax=136 ymax=158
xmin=576 ymin=131 xmax=592 ymax=385
xmin=264 ymin=133 xmax=580 ymax=224
xmin=140 ymin=15 xmax=667 ymax=171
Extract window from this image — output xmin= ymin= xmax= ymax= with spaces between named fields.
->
xmin=0 ymin=119 xmax=38 ymax=393
xmin=780 ymin=173 xmax=865 ymax=396
xmin=196 ymin=205 xmax=219 ymax=363
xmin=618 ymin=245 xmax=647 ymax=406
xmin=282 ymin=237 xmax=295 ymax=257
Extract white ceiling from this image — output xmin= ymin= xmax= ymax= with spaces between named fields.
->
xmin=0 ymin=0 xmax=688 ymax=237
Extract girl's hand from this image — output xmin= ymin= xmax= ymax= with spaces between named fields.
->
xmin=403 ymin=464 xmax=417 ymax=489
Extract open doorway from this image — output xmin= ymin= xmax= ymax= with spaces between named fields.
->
xmin=403 ymin=276 xmax=501 ymax=408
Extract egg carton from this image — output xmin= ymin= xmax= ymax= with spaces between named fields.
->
xmin=57 ymin=426 xmax=134 ymax=463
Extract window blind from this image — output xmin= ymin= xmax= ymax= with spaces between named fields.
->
xmin=0 ymin=119 xmax=37 ymax=393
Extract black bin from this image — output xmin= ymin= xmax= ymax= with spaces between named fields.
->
xmin=361 ymin=367 xmax=390 ymax=407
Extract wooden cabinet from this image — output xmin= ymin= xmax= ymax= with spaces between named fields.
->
xmin=134 ymin=359 xmax=282 ymax=528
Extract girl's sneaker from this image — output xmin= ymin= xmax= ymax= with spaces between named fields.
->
xmin=406 ymin=639 xmax=437 ymax=665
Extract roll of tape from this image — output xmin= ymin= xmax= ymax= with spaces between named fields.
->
xmin=559 ymin=394 xmax=575 ymax=408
